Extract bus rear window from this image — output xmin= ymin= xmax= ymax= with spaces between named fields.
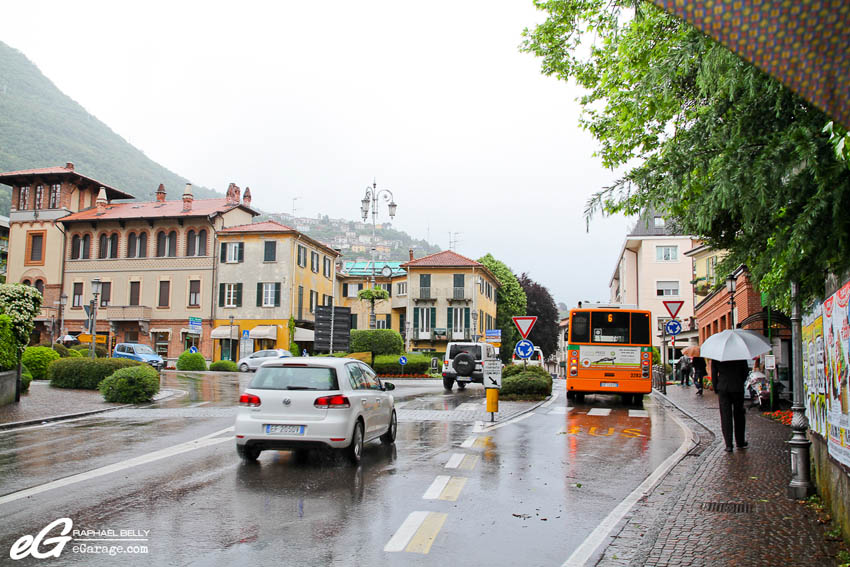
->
xmin=630 ymin=312 xmax=651 ymax=345
xmin=591 ymin=311 xmax=630 ymax=343
xmin=570 ymin=312 xmax=590 ymax=342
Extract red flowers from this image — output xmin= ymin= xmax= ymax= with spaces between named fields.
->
xmin=765 ymin=410 xmax=792 ymax=426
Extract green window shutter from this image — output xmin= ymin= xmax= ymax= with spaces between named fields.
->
xmin=342 ymin=283 xmax=348 ymax=297
xmin=237 ymin=242 xmax=245 ymax=262
xmin=235 ymin=283 xmax=242 ymax=307
xmin=298 ymin=286 xmax=303 ymax=319
xmin=430 ymin=307 xmax=436 ymax=327
xmin=465 ymin=308 xmax=470 ymax=329
xmin=219 ymin=283 xmax=225 ymax=307
xmin=351 ymin=314 xmax=358 ymax=329
xmin=274 ymin=283 xmax=281 ymax=307
xmin=385 ymin=314 xmax=391 ymax=329
xmin=413 ymin=308 xmax=419 ymax=330
xmin=387 ymin=284 xmax=392 ymax=297
xmin=447 ymin=308 xmax=453 ymax=331
xmin=256 ymin=283 xmax=263 ymax=307
xmin=220 ymin=243 xmax=227 ymax=262
xmin=358 ymin=283 xmax=364 ymax=291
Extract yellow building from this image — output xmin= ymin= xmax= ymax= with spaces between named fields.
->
xmin=212 ymin=221 xmax=340 ymax=361
xmin=684 ymin=244 xmax=727 ymax=298
xmin=401 ymin=250 xmax=499 ymax=354
xmin=337 ymin=261 xmax=406 ymax=333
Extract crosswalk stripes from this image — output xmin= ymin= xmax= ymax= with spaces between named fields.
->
xmin=587 ymin=408 xmax=612 ymax=416
xmin=548 ymin=406 xmax=573 ymax=414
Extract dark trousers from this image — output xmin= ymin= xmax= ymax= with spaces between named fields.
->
xmin=718 ymin=391 xmax=746 ymax=448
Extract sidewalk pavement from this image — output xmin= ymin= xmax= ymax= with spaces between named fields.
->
xmin=0 ymin=381 xmax=124 ymax=429
xmin=597 ymin=383 xmax=844 ymax=566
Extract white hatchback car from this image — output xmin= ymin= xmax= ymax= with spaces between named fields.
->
xmin=235 ymin=357 xmax=397 ymax=464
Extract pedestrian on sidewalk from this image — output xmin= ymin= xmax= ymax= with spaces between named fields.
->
xmin=692 ymin=356 xmax=706 ymax=395
xmin=680 ymin=355 xmax=692 ymax=386
xmin=711 ymin=358 xmax=750 ymax=451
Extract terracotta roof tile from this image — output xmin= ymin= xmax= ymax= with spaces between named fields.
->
xmin=401 ymin=250 xmax=481 ymax=268
xmin=219 ymin=220 xmax=296 ymax=233
xmin=59 ymin=198 xmax=254 ymax=222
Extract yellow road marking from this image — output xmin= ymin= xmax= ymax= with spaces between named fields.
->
xmin=405 ymin=512 xmax=447 ymax=554
xmin=459 ymin=454 xmax=479 ymax=471
xmin=439 ymin=476 xmax=467 ymax=501
xmin=473 ymin=436 xmax=492 ymax=448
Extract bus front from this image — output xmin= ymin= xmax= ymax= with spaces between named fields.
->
xmin=566 ymin=309 xmax=652 ymax=401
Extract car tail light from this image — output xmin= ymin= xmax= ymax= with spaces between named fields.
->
xmin=314 ymin=395 xmax=350 ymax=409
xmin=239 ymin=394 xmax=261 ymax=407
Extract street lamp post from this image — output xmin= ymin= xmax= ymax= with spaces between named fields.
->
xmin=89 ymin=278 xmax=102 ymax=359
xmin=726 ymin=274 xmax=737 ymax=329
xmin=788 ymin=280 xmax=814 ymax=498
xmin=59 ymin=293 xmax=67 ymax=341
xmin=360 ymin=180 xmax=397 ymax=329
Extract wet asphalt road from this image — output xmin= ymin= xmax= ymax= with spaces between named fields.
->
xmin=0 ymin=373 xmax=685 ymax=566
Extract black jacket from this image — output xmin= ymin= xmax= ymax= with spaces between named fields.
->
xmin=692 ymin=356 xmax=707 ymax=377
xmin=711 ymin=359 xmax=749 ymax=394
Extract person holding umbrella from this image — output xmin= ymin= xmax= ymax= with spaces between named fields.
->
xmin=701 ymin=330 xmax=773 ymax=452
xmin=683 ymin=345 xmax=706 ymax=395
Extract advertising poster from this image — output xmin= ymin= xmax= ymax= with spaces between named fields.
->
xmin=802 ymin=304 xmax=827 ymax=437
xmin=822 ymin=282 xmax=850 ymax=467
xmin=578 ymin=346 xmax=641 ymax=369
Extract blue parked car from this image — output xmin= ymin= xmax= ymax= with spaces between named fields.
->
xmin=113 ymin=343 xmax=165 ymax=371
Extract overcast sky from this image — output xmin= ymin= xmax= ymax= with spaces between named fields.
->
xmin=4 ymin=0 xmax=632 ymax=307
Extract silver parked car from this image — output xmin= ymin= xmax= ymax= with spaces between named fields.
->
xmin=236 ymin=348 xmax=293 ymax=372
xmin=234 ymin=357 xmax=397 ymax=464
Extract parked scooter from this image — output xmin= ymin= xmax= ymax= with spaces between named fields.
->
xmin=746 ymin=370 xmax=784 ymax=409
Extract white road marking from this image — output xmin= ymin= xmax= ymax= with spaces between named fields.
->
xmin=549 ymin=406 xmax=573 ymax=415
xmin=587 ymin=408 xmax=612 ymax=416
xmin=455 ymin=402 xmax=481 ymax=412
xmin=384 ymin=511 xmax=430 ymax=552
xmin=445 ymin=453 xmax=464 ymax=469
xmin=0 ymin=426 xmax=234 ymax=506
xmin=422 ymin=475 xmax=451 ymax=499
xmin=460 ymin=436 xmax=477 ymax=448
xmin=562 ymin=400 xmax=694 ymax=567
xmin=475 ymin=412 xmax=534 ymax=432
xmin=628 ymin=409 xmax=649 ymax=418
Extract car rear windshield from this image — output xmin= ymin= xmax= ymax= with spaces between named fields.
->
xmin=249 ymin=366 xmax=339 ymax=391
xmin=449 ymin=344 xmax=482 ymax=359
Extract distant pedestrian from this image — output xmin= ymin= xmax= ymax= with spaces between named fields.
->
xmin=680 ymin=356 xmax=692 ymax=386
xmin=711 ymin=359 xmax=750 ymax=452
xmin=692 ymin=356 xmax=707 ymax=395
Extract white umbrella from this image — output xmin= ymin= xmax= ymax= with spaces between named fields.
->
xmin=700 ymin=329 xmax=772 ymax=362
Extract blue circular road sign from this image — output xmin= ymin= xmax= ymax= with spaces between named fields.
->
xmin=399 ymin=356 xmax=408 ymax=366
xmin=189 ymin=346 xmax=198 ymax=354
xmin=515 ymin=339 xmax=534 ymax=359
xmin=665 ymin=320 xmax=683 ymax=336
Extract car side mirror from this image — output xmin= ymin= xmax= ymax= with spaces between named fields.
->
xmin=383 ymin=382 xmax=395 ymax=391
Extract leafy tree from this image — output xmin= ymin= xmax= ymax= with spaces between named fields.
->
xmin=477 ymin=253 xmax=527 ymax=363
xmin=518 ymin=273 xmax=559 ymax=358
xmin=522 ymin=1 xmax=850 ymax=306
xmin=357 ymin=287 xmax=390 ymax=329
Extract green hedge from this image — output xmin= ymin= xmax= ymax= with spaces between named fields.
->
xmin=372 ymin=353 xmax=432 ymax=375
xmin=501 ymin=370 xmax=553 ymax=398
xmin=22 ymin=346 xmax=61 ymax=380
xmin=66 ymin=348 xmax=83 ymax=357
xmin=48 ymin=358 xmax=141 ymax=389
xmin=100 ymin=365 xmax=161 ymax=403
xmin=21 ymin=365 xmax=32 ymax=392
xmin=71 ymin=344 xmax=108 ymax=358
xmin=502 ymin=364 xmax=551 ymax=379
xmin=349 ymin=329 xmax=404 ymax=356
xmin=209 ymin=360 xmax=238 ymax=372
xmin=0 ymin=315 xmax=17 ymax=371
xmin=176 ymin=351 xmax=207 ymax=371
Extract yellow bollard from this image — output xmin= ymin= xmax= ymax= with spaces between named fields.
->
xmin=486 ymin=388 xmax=499 ymax=414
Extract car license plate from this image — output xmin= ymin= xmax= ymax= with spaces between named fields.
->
xmin=265 ymin=424 xmax=304 ymax=435
xmin=600 ymin=382 xmax=619 ymax=388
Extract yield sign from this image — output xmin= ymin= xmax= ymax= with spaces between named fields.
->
xmin=512 ymin=316 xmax=538 ymax=339
xmin=662 ymin=300 xmax=685 ymax=319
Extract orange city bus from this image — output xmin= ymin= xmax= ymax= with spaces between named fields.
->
xmin=566 ymin=306 xmax=653 ymax=403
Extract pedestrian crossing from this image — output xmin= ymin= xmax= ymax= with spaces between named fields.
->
xmin=547 ymin=406 xmax=650 ymax=418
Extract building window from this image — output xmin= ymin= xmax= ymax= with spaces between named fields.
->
xmin=186 ymin=230 xmax=196 ymax=256
xmin=376 ymin=318 xmax=387 ymax=329
xmin=323 ymin=257 xmax=331 ymax=277
xmin=188 ymin=280 xmax=201 ymax=307
xmin=73 ymin=282 xmax=83 ymax=307
xmin=128 ymin=232 xmax=148 ymax=258
xmin=222 ymin=283 xmax=241 ymax=308
xmin=346 ymin=283 xmax=362 ymax=298
xmin=156 ymin=232 xmax=167 ymax=257
xmin=417 ymin=307 xmax=431 ymax=331
xmin=656 ymin=281 xmax=680 ymax=296
xmin=100 ymin=282 xmax=111 ymax=307
xmin=654 ymin=216 xmax=665 ymax=228
xmin=25 ymin=231 xmax=46 ymax=265
xmin=129 ymin=281 xmax=140 ymax=306
xmin=264 ymin=241 xmax=276 ymax=262
xmin=98 ymin=233 xmax=119 ymax=259
xmin=656 ymin=246 xmax=678 ymax=262
xmin=167 ymin=231 xmax=177 ymax=257
xmin=297 ymin=245 xmax=306 ymax=267
xmin=34 ymin=279 xmax=44 ymax=295
xmin=261 ymin=282 xmax=277 ymax=307
xmin=309 ymin=290 xmax=318 ymax=313
xmin=34 ymin=185 xmax=43 ymax=209
xmin=156 ymin=231 xmax=177 ymax=257
xmin=49 ymin=184 xmax=61 ymax=208
xmin=311 ymin=251 xmax=319 ymax=273
xmin=397 ymin=282 xmax=407 ymax=296
xmin=185 ymin=230 xmax=207 ymax=257
xmin=224 ymin=242 xmax=243 ymax=263
xmin=18 ymin=186 xmax=29 ymax=210
xmin=323 ymin=294 xmax=332 ymax=306
xmin=127 ymin=233 xmax=137 ymax=258
xmin=158 ymin=281 xmax=170 ymax=307
xmin=125 ymin=330 xmax=139 ymax=343
xmin=419 ymin=274 xmax=431 ymax=299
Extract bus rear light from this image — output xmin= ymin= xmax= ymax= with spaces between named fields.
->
xmin=569 ymin=366 xmax=578 ymax=376
xmin=239 ymin=394 xmax=261 ymax=407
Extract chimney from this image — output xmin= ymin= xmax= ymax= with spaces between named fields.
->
xmin=96 ymin=187 xmax=108 ymax=212
xmin=242 ymin=187 xmax=252 ymax=207
xmin=182 ymin=183 xmax=194 ymax=212
xmin=409 ymin=249 xmax=414 ymax=261
xmin=226 ymin=183 xmax=241 ymax=205
xmin=65 ymin=162 xmax=74 ymax=171
xmin=155 ymin=184 xmax=167 ymax=202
